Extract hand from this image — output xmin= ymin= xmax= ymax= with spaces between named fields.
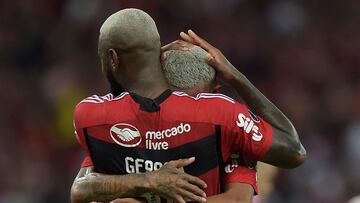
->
xmin=180 ymin=30 xmax=240 ymax=82
xmin=160 ymin=40 xmax=196 ymax=61
xmin=161 ymin=40 xmax=195 ymax=53
xmin=147 ymin=157 xmax=207 ymax=203
xmin=110 ymin=197 xmax=147 ymax=203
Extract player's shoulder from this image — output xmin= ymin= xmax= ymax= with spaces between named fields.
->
xmin=74 ymin=92 xmax=130 ymax=127
xmin=77 ymin=92 xmax=130 ymax=106
xmin=170 ymin=91 xmax=250 ymax=126
xmin=171 ymin=91 xmax=242 ymax=113
xmin=171 ymin=91 xmax=236 ymax=105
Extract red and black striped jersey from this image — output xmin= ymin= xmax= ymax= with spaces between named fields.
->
xmin=74 ymin=89 xmax=272 ymax=196
xmin=223 ymin=153 xmax=259 ymax=194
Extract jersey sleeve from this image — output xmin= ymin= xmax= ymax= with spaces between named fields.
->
xmin=73 ymin=101 xmax=97 ymax=168
xmin=75 ymin=127 xmax=94 ymax=167
xmin=221 ymin=102 xmax=273 ymax=161
xmin=81 ymin=156 xmax=94 ymax=167
xmin=223 ymin=154 xmax=258 ymax=194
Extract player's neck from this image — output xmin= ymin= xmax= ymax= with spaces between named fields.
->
xmin=122 ymin=65 xmax=169 ymax=99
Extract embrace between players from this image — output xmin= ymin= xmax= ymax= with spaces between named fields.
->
xmin=70 ymin=9 xmax=306 ymax=203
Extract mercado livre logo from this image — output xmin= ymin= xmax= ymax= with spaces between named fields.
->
xmin=110 ymin=123 xmax=142 ymax=147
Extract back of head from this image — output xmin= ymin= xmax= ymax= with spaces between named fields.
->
xmin=98 ymin=9 xmax=163 ymax=95
xmin=162 ymin=46 xmax=216 ymax=90
xmin=98 ymin=8 xmax=160 ymax=55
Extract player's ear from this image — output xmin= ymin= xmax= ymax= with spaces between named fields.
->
xmin=108 ymin=49 xmax=120 ymax=72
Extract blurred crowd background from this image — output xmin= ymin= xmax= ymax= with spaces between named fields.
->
xmin=1 ymin=0 xmax=359 ymax=203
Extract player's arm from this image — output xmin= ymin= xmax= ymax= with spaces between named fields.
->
xmin=71 ymin=166 xmax=150 ymax=203
xmin=256 ymin=162 xmax=278 ymax=201
xmin=72 ymin=110 xmax=205 ymax=203
xmin=112 ymin=183 xmax=253 ymax=203
xmin=205 ymin=183 xmax=253 ymax=203
xmin=71 ymin=166 xmax=147 ymax=203
xmin=205 ymin=156 xmax=257 ymax=203
xmin=70 ymin=158 xmax=207 ymax=203
xmin=180 ymin=30 xmax=306 ymax=169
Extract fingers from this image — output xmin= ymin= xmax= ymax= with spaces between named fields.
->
xmin=186 ymin=30 xmax=205 ymax=47
xmin=187 ymin=30 xmax=215 ymax=52
xmin=165 ymin=157 xmax=207 ymax=189
xmin=177 ymin=188 xmax=207 ymax=203
xmin=153 ymin=157 xmax=208 ymax=203
xmin=180 ymin=30 xmax=219 ymax=65
xmin=166 ymin=157 xmax=195 ymax=168
xmin=185 ymin=174 xmax=207 ymax=189
xmin=206 ymin=53 xmax=216 ymax=66
xmin=161 ymin=43 xmax=177 ymax=52
xmin=173 ymin=195 xmax=186 ymax=203
xmin=180 ymin=32 xmax=195 ymax=44
xmin=181 ymin=180 xmax=207 ymax=198
xmin=161 ymin=40 xmax=190 ymax=52
xmin=161 ymin=43 xmax=172 ymax=52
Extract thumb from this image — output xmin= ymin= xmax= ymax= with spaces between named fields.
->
xmin=166 ymin=157 xmax=195 ymax=168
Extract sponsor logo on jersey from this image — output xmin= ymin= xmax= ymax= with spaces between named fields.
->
xmin=236 ymin=113 xmax=263 ymax=141
xmin=225 ymin=154 xmax=239 ymax=173
xmin=144 ymin=123 xmax=191 ymax=150
xmin=225 ymin=153 xmax=258 ymax=173
xmin=126 ymin=157 xmax=173 ymax=202
xmin=110 ymin=123 xmax=142 ymax=147
xmin=248 ymin=110 xmax=260 ymax=123
xmin=224 ymin=163 xmax=236 ymax=173
xmin=125 ymin=156 xmax=164 ymax=173
xmin=145 ymin=123 xmax=191 ymax=139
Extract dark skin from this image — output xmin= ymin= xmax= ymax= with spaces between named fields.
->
xmin=75 ymin=41 xmax=256 ymax=203
xmin=84 ymin=166 xmax=254 ymax=203
xmin=72 ymin=158 xmax=208 ymax=203
xmin=104 ymin=46 xmax=169 ymax=99
xmin=178 ymin=30 xmax=306 ymax=168
xmin=109 ymin=183 xmax=253 ymax=203
xmin=71 ymin=28 xmax=306 ymax=202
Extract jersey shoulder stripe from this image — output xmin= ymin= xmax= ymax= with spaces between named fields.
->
xmin=196 ymin=93 xmax=235 ymax=104
xmin=78 ymin=92 xmax=129 ymax=105
xmin=172 ymin=91 xmax=235 ymax=104
xmin=112 ymin=92 xmax=129 ymax=101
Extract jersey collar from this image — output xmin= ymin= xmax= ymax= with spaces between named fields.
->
xmin=129 ymin=89 xmax=173 ymax=112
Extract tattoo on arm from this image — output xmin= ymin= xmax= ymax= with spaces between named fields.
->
xmin=71 ymin=167 xmax=150 ymax=203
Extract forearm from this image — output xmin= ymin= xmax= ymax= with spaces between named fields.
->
xmin=206 ymin=195 xmax=249 ymax=203
xmin=71 ymin=172 xmax=150 ymax=203
xmin=230 ymin=70 xmax=306 ymax=167
xmin=205 ymin=183 xmax=253 ymax=203
xmin=230 ymin=71 xmax=294 ymax=134
xmin=177 ymin=30 xmax=306 ymax=168
xmin=206 ymin=195 xmax=237 ymax=203
xmin=71 ymin=158 xmax=208 ymax=203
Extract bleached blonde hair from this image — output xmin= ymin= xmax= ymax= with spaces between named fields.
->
xmin=98 ymin=8 xmax=160 ymax=54
xmin=162 ymin=46 xmax=215 ymax=89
